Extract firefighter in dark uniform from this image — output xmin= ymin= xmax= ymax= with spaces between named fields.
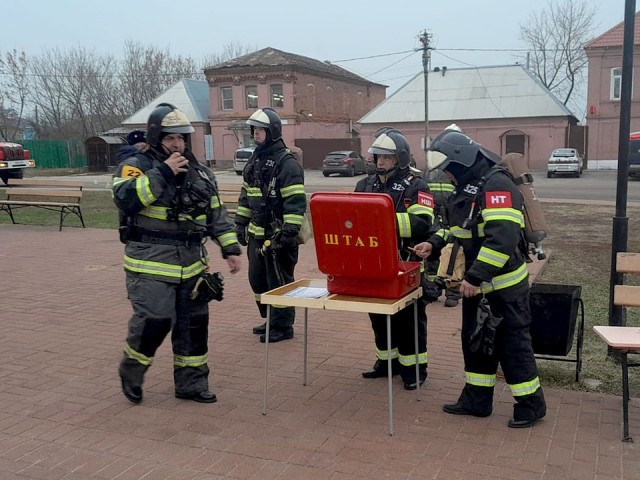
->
xmin=113 ymin=103 xmax=242 ymax=405
xmin=424 ymin=168 xmax=461 ymax=307
xmin=235 ymin=107 xmax=306 ymax=343
xmin=356 ymin=129 xmax=435 ymax=390
xmin=414 ymin=129 xmax=546 ymax=428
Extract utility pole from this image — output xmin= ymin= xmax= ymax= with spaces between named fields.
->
xmin=419 ymin=30 xmax=433 ymax=170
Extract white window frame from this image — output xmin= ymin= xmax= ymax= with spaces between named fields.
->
xmin=245 ymin=85 xmax=258 ymax=110
xmin=611 ymin=67 xmax=623 ymax=101
xmin=220 ymin=86 xmax=233 ymax=110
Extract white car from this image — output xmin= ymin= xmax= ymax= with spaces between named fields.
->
xmin=547 ymin=148 xmax=583 ymax=178
xmin=233 ymin=147 xmax=255 ymax=175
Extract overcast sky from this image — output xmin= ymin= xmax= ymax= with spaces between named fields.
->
xmin=2 ymin=0 xmax=629 ymax=115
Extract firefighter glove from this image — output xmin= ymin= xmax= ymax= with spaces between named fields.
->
xmin=277 ymin=234 xmax=298 ymax=250
xmin=235 ymin=225 xmax=248 ymax=246
xmin=469 ymin=297 xmax=503 ymax=356
xmin=191 ymin=272 xmax=224 ymax=302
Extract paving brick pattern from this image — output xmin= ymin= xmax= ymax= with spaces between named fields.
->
xmin=0 ymin=224 xmax=637 ymax=480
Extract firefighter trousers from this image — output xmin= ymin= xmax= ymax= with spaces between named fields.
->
xmin=368 ymin=299 xmax=427 ymax=382
xmin=457 ymin=285 xmax=546 ymax=420
xmin=247 ymin=237 xmax=298 ymax=328
xmin=119 ymin=272 xmax=210 ymax=397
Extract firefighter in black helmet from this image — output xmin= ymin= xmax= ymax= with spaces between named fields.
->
xmin=413 ymin=128 xmax=547 ymax=428
xmin=355 ymin=128 xmax=435 ymax=390
xmin=113 ymin=103 xmax=242 ymax=405
xmin=235 ymin=107 xmax=307 ymax=343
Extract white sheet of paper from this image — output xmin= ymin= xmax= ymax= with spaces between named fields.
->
xmin=284 ymin=286 xmax=329 ymax=298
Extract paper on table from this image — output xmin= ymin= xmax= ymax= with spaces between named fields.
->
xmin=284 ymin=286 xmax=329 ymax=298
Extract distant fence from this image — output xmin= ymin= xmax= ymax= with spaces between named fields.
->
xmin=20 ymin=140 xmax=87 ymax=169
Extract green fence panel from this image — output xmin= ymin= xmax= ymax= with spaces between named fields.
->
xmin=20 ymin=140 xmax=87 ymax=169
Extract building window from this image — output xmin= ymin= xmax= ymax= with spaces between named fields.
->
xmin=270 ymin=84 xmax=284 ymax=108
xmin=220 ymin=86 xmax=233 ymax=110
xmin=326 ymin=87 xmax=334 ymax=115
xmin=611 ymin=68 xmax=622 ymax=100
xmin=245 ymin=85 xmax=258 ymax=109
xmin=307 ymin=84 xmax=315 ymax=113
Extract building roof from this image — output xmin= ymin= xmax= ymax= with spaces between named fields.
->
xmin=358 ymin=64 xmax=576 ymax=124
xmin=121 ymin=79 xmax=209 ymax=126
xmin=584 ymin=11 xmax=640 ymax=49
xmin=205 ymin=47 xmax=384 ymax=87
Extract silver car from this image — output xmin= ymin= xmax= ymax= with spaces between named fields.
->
xmin=233 ymin=147 xmax=255 ymax=175
xmin=322 ymin=150 xmax=366 ymax=177
xmin=547 ymin=148 xmax=583 ymax=178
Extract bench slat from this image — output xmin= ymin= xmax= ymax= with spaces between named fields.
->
xmin=8 ymin=178 xmax=85 ymax=189
xmin=0 ymin=200 xmax=80 ymax=207
xmin=614 ymin=285 xmax=640 ymax=307
xmin=617 ymin=252 xmax=640 ymax=274
xmin=6 ymin=189 xmax=82 ymax=199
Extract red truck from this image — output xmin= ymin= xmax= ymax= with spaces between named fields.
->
xmin=0 ymin=142 xmax=35 ymax=184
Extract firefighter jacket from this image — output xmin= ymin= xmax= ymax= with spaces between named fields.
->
xmin=235 ymin=140 xmax=306 ymax=241
xmin=354 ymin=168 xmax=435 ymax=257
xmin=112 ymin=147 xmax=241 ymax=283
xmin=428 ymin=161 xmax=528 ymax=294
xmin=426 ymin=169 xmax=455 ymax=235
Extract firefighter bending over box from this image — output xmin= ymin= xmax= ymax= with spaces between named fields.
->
xmin=355 ymin=128 xmax=435 ymax=390
xmin=413 ymin=128 xmax=546 ymax=428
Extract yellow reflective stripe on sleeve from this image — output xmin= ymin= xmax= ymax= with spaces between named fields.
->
xmin=124 ymin=343 xmax=153 ymax=366
xmin=398 ymin=352 xmax=427 ymax=366
xmin=139 ymin=205 xmax=169 ymax=220
xmin=136 ymin=176 xmax=155 ymax=206
xmin=174 ymin=354 xmax=208 ymax=368
xmin=465 ymin=371 xmax=496 ymax=387
xmin=396 ymin=212 xmax=411 ymax=238
xmin=216 ymin=231 xmax=238 ymax=247
xmin=407 ymin=203 xmax=434 ymax=220
xmin=376 ymin=347 xmax=399 ymax=360
xmin=283 ymin=213 xmax=304 ymax=226
xmin=482 ymin=208 xmax=524 ymax=226
xmin=210 ymin=196 xmax=221 ymax=208
xmin=509 ymin=376 xmax=541 ymax=397
xmin=477 ymin=246 xmax=510 ymax=268
xmin=450 ymin=226 xmax=473 ymax=239
xmin=429 ymin=183 xmax=454 ymax=193
xmin=479 ymin=262 xmax=529 ymax=293
xmin=236 ymin=206 xmax=252 ymax=218
xmin=245 ymin=187 xmax=263 ymax=197
xmin=280 ymin=184 xmax=305 ymax=197
xmin=248 ymin=223 xmax=266 ymax=237
xmin=123 ymin=256 xmax=206 ymax=280
xmin=113 ymin=176 xmax=130 ymax=187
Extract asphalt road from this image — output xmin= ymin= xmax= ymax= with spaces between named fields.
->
xmin=15 ymin=168 xmax=640 ymax=205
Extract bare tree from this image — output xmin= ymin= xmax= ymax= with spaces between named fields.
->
xmin=0 ymin=49 xmax=30 ymax=141
xmin=520 ymin=0 xmax=595 ymax=107
xmin=202 ymin=41 xmax=259 ymax=69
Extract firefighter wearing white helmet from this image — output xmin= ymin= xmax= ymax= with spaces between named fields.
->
xmin=355 ymin=128 xmax=435 ymax=390
xmin=113 ymin=103 xmax=242 ymax=405
xmin=236 ymin=107 xmax=307 ymax=343
xmin=412 ymin=128 xmax=547 ymax=428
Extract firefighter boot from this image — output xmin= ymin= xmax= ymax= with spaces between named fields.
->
xmin=444 ymin=297 xmax=459 ymax=308
xmin=508 ymin=389 xmax=546 ymax=428
xmin=362 ymin=359 xmax=401 ymax=378
xmin=442 ymin=385 xmax=493 ymax=417
xmin=252 ymin=322 xmax=267 ymax=335
xmin=118 ymin=360 xmax=146 ymax=404
xmin=175 ymin=390 xmax=218 ymax=404
xmin=402 ymin=365 xmax=427 ymax=390
xmin=259 ymin=326 xmax=294 ymax=343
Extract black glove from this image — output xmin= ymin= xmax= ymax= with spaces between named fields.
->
xmin=469 ymin=297 xmax=503 ymax=356
xmin=191 ymin=272 xmax=224 ymax=302
xmin=235 ymin=225 xmax=248 ymax=246
xmin=277 ymin=234 xmax=298 ymax=249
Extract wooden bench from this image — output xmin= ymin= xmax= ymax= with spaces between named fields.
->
xmin=593 ymin=251 xmax=640 ymax=442
xmin=0 ymin=178 xmax=85 ymax=231
xmin=217 ymin=184 xmax=242 ymax=217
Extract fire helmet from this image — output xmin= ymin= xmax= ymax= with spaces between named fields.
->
xmin=368 ymin=129 xmax=411 ymax=169
xmin=146 ymin=103 xmax=195 ymax=148
xmin=428 ymin=128 xmax=501 ymax=171
xmin=246 ymin=107 xmax=282 ymax=142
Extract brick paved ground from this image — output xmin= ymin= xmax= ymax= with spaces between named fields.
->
xmin=0 ymin=224 xmax=638 ymax=480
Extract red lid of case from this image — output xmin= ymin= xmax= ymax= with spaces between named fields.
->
xmin=310 ymin=192 xmax=401 ymax=280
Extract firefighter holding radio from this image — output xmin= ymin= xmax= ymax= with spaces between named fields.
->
xmin=355 ymin=129 xmax=435 ymax=390
xmin=413 ymin=129 xmax=546 ymax=428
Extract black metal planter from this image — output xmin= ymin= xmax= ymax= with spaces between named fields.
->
xmin=529 ymin=283 xmax=584 ymax=382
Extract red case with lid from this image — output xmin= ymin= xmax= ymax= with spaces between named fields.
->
xmin=310 ymin=192 xmax=421 ymax=299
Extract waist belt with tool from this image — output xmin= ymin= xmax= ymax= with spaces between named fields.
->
xmin=128 ymin=227 xmax=205 ymax=246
